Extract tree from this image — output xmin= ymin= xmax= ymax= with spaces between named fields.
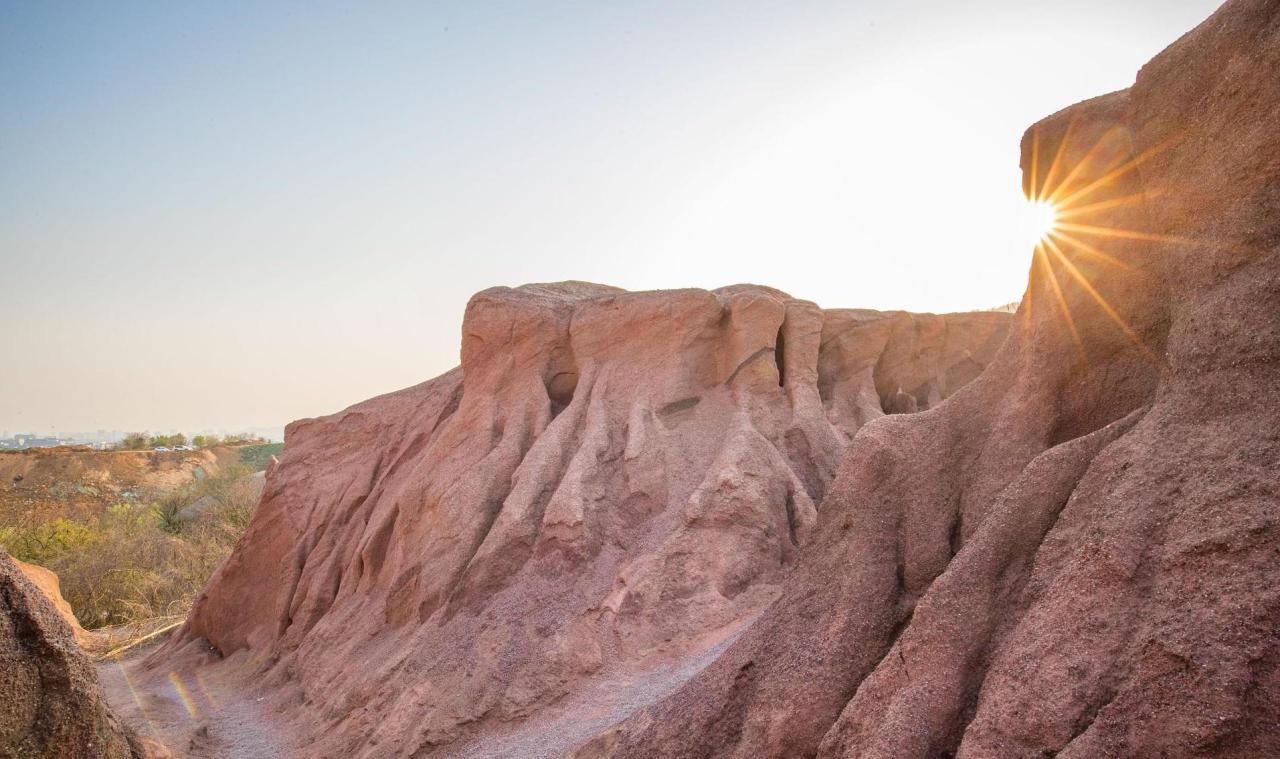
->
xmin=147 ymin=433 xmax=187 ymax=448
xmin=117 ymin=433 xmax=149 ymax=451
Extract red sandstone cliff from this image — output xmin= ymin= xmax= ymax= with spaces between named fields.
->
xmin=129 ymin=2 xmax=1280 ymax=756
xmin=154 ymin=286 xmax=1005 ymax=757
xmin=574 ymin=1 xmax=1280 ymax=756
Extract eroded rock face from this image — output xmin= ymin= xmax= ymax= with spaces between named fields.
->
xmin=156 ymin=283 xmax=1006 ymax=757
xmin=10 ymin=556 xmax=95 ymax=650
xmin=577 ymin=2 xmax=1280 ymax=757
xmin=1 ymin=553 xmax=145 ymax=758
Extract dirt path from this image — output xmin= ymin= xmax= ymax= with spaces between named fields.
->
xmin=450 ymin=630 xmax=743 ymax=759
xmin=98 ymin=645 xmax=288 ymax=759
xmin=99 ymin=623 xmax=742 ymax=758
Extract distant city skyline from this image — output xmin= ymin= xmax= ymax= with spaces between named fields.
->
xmin=0 ymin=426 xmax=285 ymax=447
xmin=1 ymin=1 xmax=1224 ymax=433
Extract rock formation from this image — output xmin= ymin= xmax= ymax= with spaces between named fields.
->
xmin=0 ymin=552 xmax=156 ymax=758
xmin=124 ymin=3 xmax=1280 ymax=757
xmin=153 ymin=284 xmax=1006 ymax=757
xmin=9 ymin=556 xmax=95 ymax=650
xmin=574 ymin=1 xmax=1280 ymax=756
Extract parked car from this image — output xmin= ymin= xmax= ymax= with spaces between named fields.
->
xmin=154 ymin=446 xmax=170 ymax=452
xmin=174 ymin=444 xmax=192 ymax=451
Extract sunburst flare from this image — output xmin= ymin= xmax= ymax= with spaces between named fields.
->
xmin=1015 ymin=121 xmax=1201 ymax=363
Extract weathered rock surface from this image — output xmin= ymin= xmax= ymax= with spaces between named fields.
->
xmin=9 ymin=556 xmax=95 ymax=650
xmin=1 ymin=552 xmax=153 ymax=758
xmin=152 ymin=284 xmax=1006 ymax=757
xmin=575 ymin=1 xmax=1280 ymax=756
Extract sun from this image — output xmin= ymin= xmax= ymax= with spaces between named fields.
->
xmin=1016 ymin=122 xmax=1180 ymax=362
xmin=1029 ymin=200 xmax=1058 ymax=239
xmin=1019 ymin=198 xmax=1059 ymax=250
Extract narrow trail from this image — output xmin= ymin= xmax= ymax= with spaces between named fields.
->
xmin=98 ymin=644 xmax=287 ymax=759
xmin=451 ymin=630 xmax=743 ymax=759
xmin=99 ymin=621 xmax=746 ymax=758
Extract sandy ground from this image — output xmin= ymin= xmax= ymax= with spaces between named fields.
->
xmin=98 ymin=623 xmax=741 ymax=759
xmin=449 ymin=631 xmax=743 ymax=759
xmin=98 ymin=643 xmax=288 ymax=759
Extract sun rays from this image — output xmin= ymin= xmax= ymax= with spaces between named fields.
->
xmin=1019 ymin=120 xmax=1197 ymax=364
xmin=1020 ymin=200 xmax=1059 ymax=249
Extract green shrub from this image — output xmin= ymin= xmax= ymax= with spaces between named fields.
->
xmin=238 ymin=443 xmax=283 ymax=471
xmin=1 ymin=517 xmax=99 ymax=565
xmin=113 ymin=432 xmax=188 ymax=450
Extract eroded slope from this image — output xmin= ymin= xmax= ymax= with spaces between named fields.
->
xmin=154 ymin=284 xmax=1006 ymax=757
xmin=577 ymin=2 xmax=1280 ymax=756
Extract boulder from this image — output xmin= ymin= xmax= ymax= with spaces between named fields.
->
xmin=0 ymin=552 xmax=154 ymax=758
xmin=173 ymin=495 xmax=221 ymax=524
xmin=10 ymin=556 xmax=95 ymax=650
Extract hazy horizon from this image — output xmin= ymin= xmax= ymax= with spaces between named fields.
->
xmin=2 ymin=1 xmax=1223 ymax=434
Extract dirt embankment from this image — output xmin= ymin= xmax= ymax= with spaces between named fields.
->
xmin=0 ymin=446 xmax=250 ymax=522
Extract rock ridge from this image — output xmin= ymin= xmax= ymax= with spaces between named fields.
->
xmin=574 ymin=1 xmax=1280 ymax=756
xmin=154 ymin=284 xmax=1007 ymax=757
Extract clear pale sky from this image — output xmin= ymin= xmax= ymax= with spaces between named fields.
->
xmin=0 ymin=1 xmax=1222 ymax=436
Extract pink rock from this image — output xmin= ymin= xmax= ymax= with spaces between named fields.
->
xmin=1 ymin=552 xmax=154 ymax=758
xmin=576 ymin=2 xmax=1280 ymax=756
xmin=155 ymin=283 xmax=1007 ymax=756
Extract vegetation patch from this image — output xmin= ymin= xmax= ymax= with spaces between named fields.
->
xmin=0 ymin=466 xmax=258 ymax=629
xmin=238 ymin=442 xmax=284 ymax=470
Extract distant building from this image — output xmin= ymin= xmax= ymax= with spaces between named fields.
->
xmin=0 ymin=435 xmax=66 ymax=450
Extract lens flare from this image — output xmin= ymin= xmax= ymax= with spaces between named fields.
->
xmin=1030 ymin=200 xmax=1058 ymax=239
xmin=168 ymin=671 xmax=203 ymax=721
xmin=113 ymin=658 xmax=160 ymax=736
xmin=1015 ymin=121 xmax=1231 ymax=366
xmin=1019 ymin=199 xmax=1059 ymax=250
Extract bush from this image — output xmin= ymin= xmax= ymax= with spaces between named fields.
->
xmin=238 ymin=443 xmax=283 ymax=471
xmin=0 ymin=468 xmax=259 ymax=629
xmin=114 ymin=432 xmax=188 ymax=450
xmin=0 ymin=517 xmax=98 ymax=565
xmin=149 ymin=433 xmax=187 ymax=449
xmin=116 ymin=433 xmax=150 ymax=451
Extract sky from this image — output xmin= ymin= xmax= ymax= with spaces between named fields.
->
xmin=0 ymin=0 xmax=1223 ymax=436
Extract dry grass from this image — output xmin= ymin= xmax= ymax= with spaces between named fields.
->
xmin=0 ymin=468 xmax=258 ymax=629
